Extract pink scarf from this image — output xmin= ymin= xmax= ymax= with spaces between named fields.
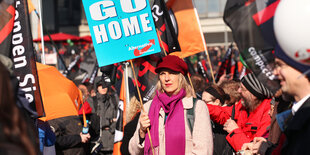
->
xmin=144 ymin=89 xmax=186 ymax=155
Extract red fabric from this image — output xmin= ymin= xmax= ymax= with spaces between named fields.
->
xmin=80 ymin=35 xmax=92 ymax=43
xmin=207 ymin=99 xmax=271 ymax=151
xmin=155 ymin=55 xmax=188 ymax=75
xmin=271 ymin=133 xmax=286 ymax=155
xmin=78 ymin=101 xmax=92 ymax=115
xmin=33 ymin=32 xmax=80 ymax=42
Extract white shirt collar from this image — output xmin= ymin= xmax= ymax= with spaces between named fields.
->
xmin=292 ymin=94 xmax=310 ymax=115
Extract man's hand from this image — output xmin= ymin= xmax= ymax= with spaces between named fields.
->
xmin=252 ymin=137 xmax=268 ymax=155
xmin=223 ymin=118 xmax=239 ymax=133
xmin=139 ymin=111 xmax=150 ymax=139
xmin=241 ymin=142 xmax=254 ymax=151
xmin=80 ymin=133 xmax=91 ymax=143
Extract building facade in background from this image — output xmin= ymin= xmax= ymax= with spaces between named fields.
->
xmin=30 ymin=0 xmax=233 ymax=48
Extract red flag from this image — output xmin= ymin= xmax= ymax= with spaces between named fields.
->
xmin=0 ymin=0 xmax=15 ymax=57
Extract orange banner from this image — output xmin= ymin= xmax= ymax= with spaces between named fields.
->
xmin=27 ymin=0 xmax=35 ymax=13
xmin=113 ymin=75 xmax=126 ymax=155
xmin=37 ymin=63 xmax=82 ymax=121
xmin=113 ymin=142 xmax=122 ymax=155
xmin=167 ymin=0 xmax=205 ymax=58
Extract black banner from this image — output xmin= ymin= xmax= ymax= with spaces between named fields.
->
xmin=116 ymin=63 xmax=123 ymax=81
xmin=184 ymin=57 xmax=196 ymax=76
xmin=137 ymin=58 xmax=158 ymax=103
xmin=81 ymin=63 xmax=98 ymax=84
xmin=11 ymin=0 xmax=44 ymax=116
xmin=233 ymin=59 xmax=240 ymax=80
xmin=152 ymin=0 xmax=180 ymax=56
xmin=223 ymin=0 xmax=280 ymax=93
xmin=197 ymin=59 xmax=211 ymax=83
xmin=215 ymin=47 xmax=232 ymax=83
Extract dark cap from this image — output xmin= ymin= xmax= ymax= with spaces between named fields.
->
xmin=241 ymin=73 xmax=273 ymax=99
xmin=275 ymin=45 xmax=310 ymax=78
xmin=155 ymin=55 xmax=188 ymax=75
xmin=94 ymin=76 xmax=108 ymax=89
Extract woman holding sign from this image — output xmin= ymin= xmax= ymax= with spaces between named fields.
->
xmin=129 ymin=55 xmax=213 ymax=154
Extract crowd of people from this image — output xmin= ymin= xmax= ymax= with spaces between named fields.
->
xmin=2 ymin=0 xmax=309 ymax=154
xmin=1 ymin=40 xmax=310 ymax=155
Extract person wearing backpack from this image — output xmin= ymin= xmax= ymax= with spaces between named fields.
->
xmin=202 ymin=84 xmax=233 ymax=155
xmin=129 ymin=55 xmax=213 ymax=155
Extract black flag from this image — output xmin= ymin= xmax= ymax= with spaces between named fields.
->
xmin=152 ymin=0 xmax=180 ymax=56
xmin=197 ymin=59 xmax=211 ymax=83
xmin=137 ymin=58 xmax=158 ymax=103
xmin=0 ymin=0 xmax=44 ymax=116
xmin=223 ymin=0 xmax=280 ymax=93
xmin=215 ymin=47 xmax=233 ymax=83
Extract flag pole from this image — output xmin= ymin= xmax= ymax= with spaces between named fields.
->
xmin=123 ymin=62 xmax=130 ymax=130
xmin=129 ymin=60 xmax=155 ymax=155
xmin=187 ymin=71 xmax=196 ymax=97
xmin=192 ymin=3 xmax=216 ymax=83
xmin=33 ymin=10 xmax=68 ymax=72
xmin=37 ymin=0 xmax=45 ymax=64
xmin=156 ymin=29 xmax=167 ymax=57
xmin=82 ymin=105 xmax=87 ymax=127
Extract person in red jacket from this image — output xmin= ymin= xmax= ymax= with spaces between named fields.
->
xmin=207 ymin=73 xmax=273 ymax=152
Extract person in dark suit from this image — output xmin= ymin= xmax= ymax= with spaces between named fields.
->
xmin=272 ymin=47 xmax=310 ymax=155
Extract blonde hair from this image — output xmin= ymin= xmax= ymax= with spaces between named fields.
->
xmin=125 ymin=96 xmax=141 ymax=123
xmin=155 ymin=73 xmax=193 ymax=97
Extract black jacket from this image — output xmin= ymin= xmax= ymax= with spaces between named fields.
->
xmin=93 ymin=92 xmax=118 ymax=151
xmin=120 ymin=112 xmax=140 ymax=155
xmin=281 ymin=97 xmax=310 ymax=155
xmin=49 ymin=116 xmax=86 ymax=155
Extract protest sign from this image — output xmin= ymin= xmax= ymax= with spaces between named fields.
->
xmin=82 ymin=0 xmax=161 ymax=67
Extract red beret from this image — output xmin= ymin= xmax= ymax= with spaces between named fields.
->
xmin=155 ymin=55 xmax=188 ymax=75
